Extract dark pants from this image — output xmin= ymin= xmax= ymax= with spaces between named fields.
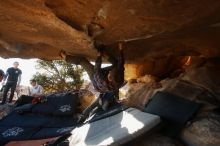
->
xmin=2 ymin=82 xmax=17 ymax=104
xmin=81 ymin=92 xmax=116 ymax=118
xmin=15 ymin=95 xmax=34 ymax=107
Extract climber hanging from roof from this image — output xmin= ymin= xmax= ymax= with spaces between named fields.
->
xmin=60 ymin=42 xmax=125 ymax=122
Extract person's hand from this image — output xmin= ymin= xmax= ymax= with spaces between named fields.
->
xmin=32 ymin=94 xmax=43 ymax=98
xmin=98 ymin=50 xmax=109 ymax=58
xmin=32 ymin=94 xmax=37 ymax=97
xmin=97 ymin=52 xmax=102 ymax=57
xmin=16 ymin=85 xmax=20 ymax=90
xmin=60 ymin=50 xmax=66 ymax=60
xmin=119 ymin=42 xmax=123 ymax=51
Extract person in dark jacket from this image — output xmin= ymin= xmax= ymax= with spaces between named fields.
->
xmin=61 ymin=43 xmax=125 ymax=122
xmin=0 ymin=69 xmax=4 ymax=82
xmin=0 ymin=70 xmax=4 ymax=93
xmin=1 ymin=61 xmax=22 ymax=104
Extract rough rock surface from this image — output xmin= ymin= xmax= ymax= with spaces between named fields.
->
xmin=181 ymin=113 xmax=220 ymax=146
xmin=129 ymin=134 xmax=182 ymax=146
xmin=121 ymin=59 xmax=220 ymax=146
xmin=181 ymin=58 xmax=220 ymax=98
xmin=1 ymin=0 xmax=220 ymax=77
xmin=120 ymin=75 xmax=162 ymax=109
xmin=0 ymin=1 xmax=220 ymax=145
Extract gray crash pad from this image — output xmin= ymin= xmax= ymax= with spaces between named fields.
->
xmin=68 ymin=108 xmax=160 ymax=146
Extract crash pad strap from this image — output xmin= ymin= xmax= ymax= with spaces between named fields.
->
xmin=88 ymin=102 xmax=128 ymax=123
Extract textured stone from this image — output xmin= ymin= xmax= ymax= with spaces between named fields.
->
xmin=0 ymin=2 xmax=220 ymax=144
xmin=121 ymin=61 xmax=220 ymax=145
xmin=181 ymin=58 xmax=220 ymax=98
xmin=129 ymin=134 xmax=181 ymax=146
xmin=1 ymin=0 xmax=220 ymax=77
xmin=120 ymin=75 xmax=162 ymax=109
xmin=0 ymin=0 xmax=94 ymax=60
xmin=181 ymin=113 xmax=220 ymax=146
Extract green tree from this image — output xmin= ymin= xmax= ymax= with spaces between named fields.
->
xmin=32 ymin=60 xmax=84 ymax=93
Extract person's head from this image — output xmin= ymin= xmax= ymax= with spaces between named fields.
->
xmin=13 ymin=61 xmax=19 ymax=68
xmin=30 ymin=79 xmax=37 ymax=87
xmin=107 ymin=71 xmax=113 ymax=82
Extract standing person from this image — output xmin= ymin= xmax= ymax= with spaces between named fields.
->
xmin=0 ymin=69 xmax=4 ymax=82
xmin=0 ymin=70 xmax=4 ymax=93
xmin=1 ymin=61 xmax=22 ymax=104
xmin=29 ymin=79 xmax=44 ymax=97
xmin=61 ymin=43 xmax=125 ymax=122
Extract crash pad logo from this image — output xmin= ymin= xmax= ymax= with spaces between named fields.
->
xmin=2 ymin=127 xmax=24 ymax=137
xmin=57 ymin=127 xmax=73 ymax=134
xmin=59 ymin=104 xmax=71 ymax=112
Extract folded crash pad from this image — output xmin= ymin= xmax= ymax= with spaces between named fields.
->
xmin=0 ymin=98 xmax=127 ymax=145
xmin=0 ymin=112 xmax=77 ymax=145
xmin=15 ymin=92 xmax=79 ymax=116
xmin=144 ymin=91 xmax=201 ymax=137
xmin=0 ymin=92 xmax=79 ymax=145
xmin=68 ymin=108 xmax=161 ymax=146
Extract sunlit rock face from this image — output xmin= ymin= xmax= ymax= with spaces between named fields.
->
xmin=1 ymin=0 xmax=220 ymax=77
xmin=121 ymin=58 xmax=220 ymax=146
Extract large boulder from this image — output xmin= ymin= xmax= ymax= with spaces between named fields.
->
xmin=121 ymin=58 xmax=220 ymax=146
xmin=1 ymin=1 xmax=220 ymax=77
xmin=181 ymin=112 xmax=220 ymax=146
xmin=129 ymin=134 xmax=180 ymax=146
xmin=120 ymin=75 xmax=162 ymax=109
xmin=181 ymin=58 xmax=220 ymax=98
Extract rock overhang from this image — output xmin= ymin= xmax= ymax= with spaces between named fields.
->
xmin=1 ymin=0 xmax=220 ymax=77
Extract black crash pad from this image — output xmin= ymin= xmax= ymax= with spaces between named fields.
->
xmin=0 ymin=99 xmax=126 ymax=145
xmin=144 ymin=91 xmax=201 ymax=137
